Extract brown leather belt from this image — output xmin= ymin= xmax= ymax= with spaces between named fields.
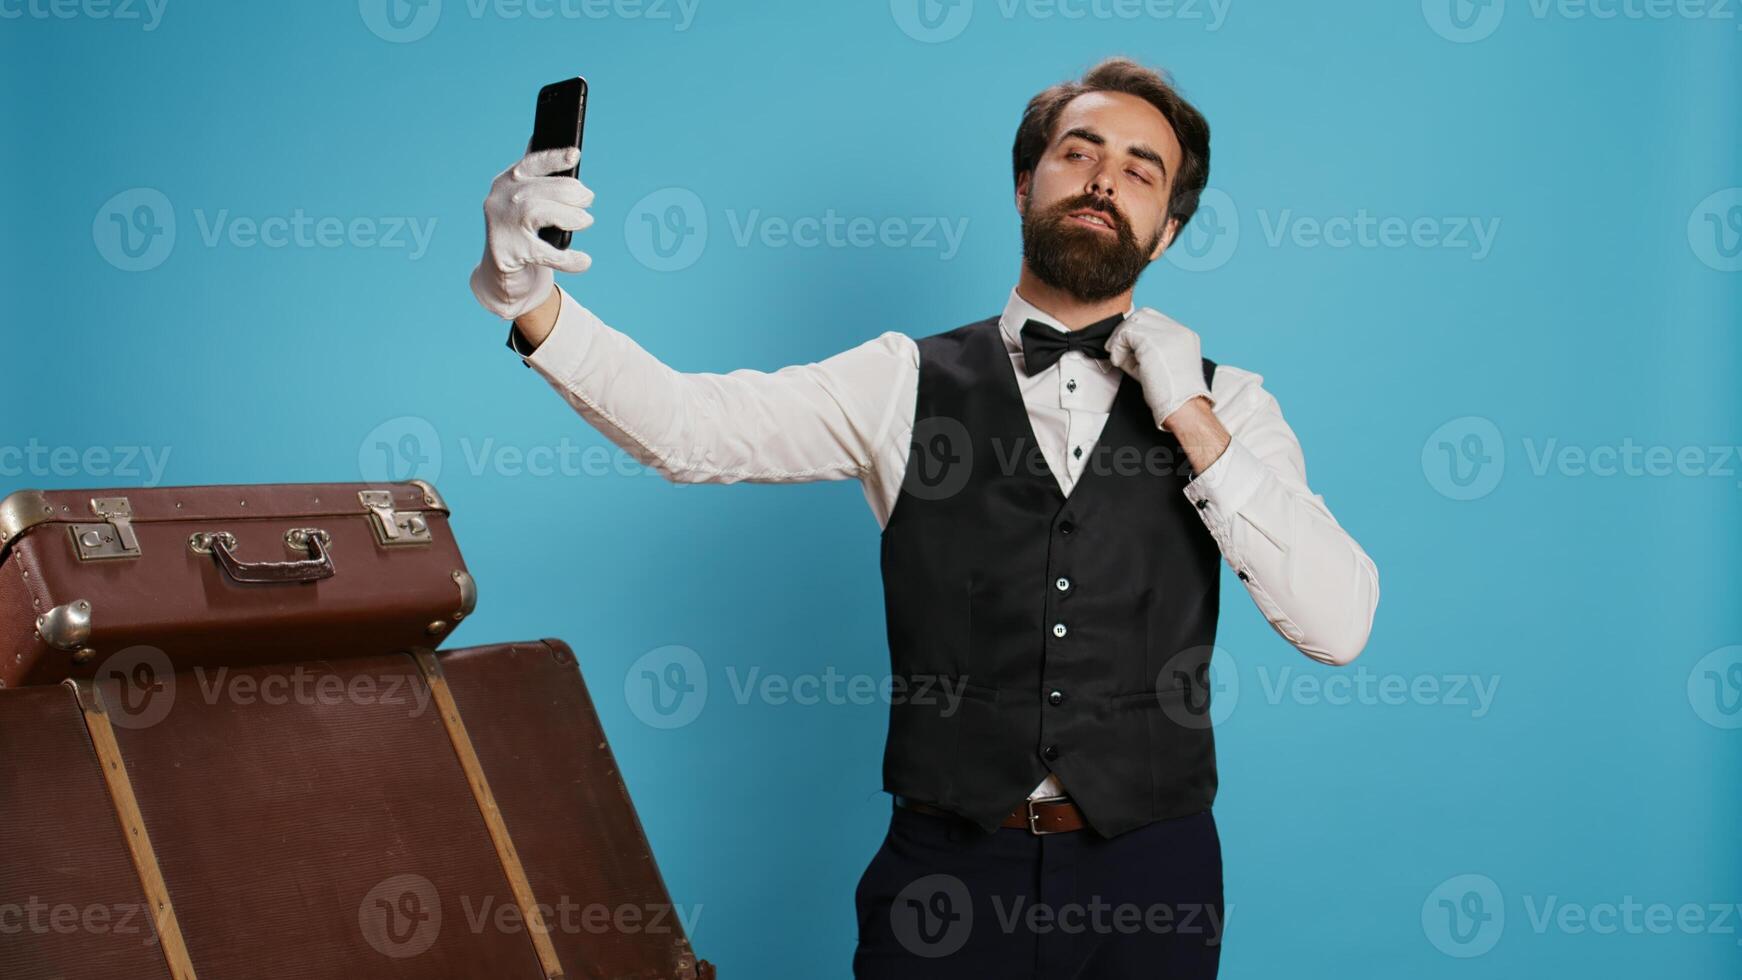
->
xmin=897 ymin=794 xmax=1087 ymax=835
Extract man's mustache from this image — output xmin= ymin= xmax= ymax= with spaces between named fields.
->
xmin=1045 ymin=195 xmax=1130 ymax=237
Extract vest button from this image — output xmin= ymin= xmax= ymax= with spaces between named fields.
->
xmin=1052 ymin=622 xmax=1068 ymax=638
xmin=1042 ymin=744 xmax=1060 ymax=761
xmin=1055 ymin=576 xmax=1070 ymax=592
xmin=1058 ymin=520 xmax=1075 ymax=535
xmin=1048 ymin=690 xmax=1064 ymax=706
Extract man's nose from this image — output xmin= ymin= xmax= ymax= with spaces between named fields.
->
xmin=1088 ymin=167 xmax=1118 ymax=200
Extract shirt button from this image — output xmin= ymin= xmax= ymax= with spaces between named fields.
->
xmin=1058 ymin=520 xmax=1075 ymax=535
xmin=1055 ymin=576 xmax=1070 ymax=591
xmin=1072 ymin=446 xmax=1083 ymax=459
xmin=1066 ymin=379 xmax=1077 ymax=392
xmin=1052 ymin=622 xmax=1068 ymax=638
xmin=1196 ymin=499 xmax=1210 ymax=510
xmin=1048 ymin=690 xmax=1064 ymax=706
xmin=1237 ymin=570 xmax=1250 ymax=582
xmin=1042 ymin=745 xmax=1060 ymax=761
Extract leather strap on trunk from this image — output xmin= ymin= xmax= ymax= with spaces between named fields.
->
xmin=413 ymin=649 xmax=568 ymax=980
xmin=67 ymin=679 xmax=200 ymax=980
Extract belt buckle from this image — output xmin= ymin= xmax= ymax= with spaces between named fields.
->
xmin=1025 ymin=794 xmax=1070 ymax=835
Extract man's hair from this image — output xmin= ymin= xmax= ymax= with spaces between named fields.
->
xmin=1011 ymin=57 xmax=1212 ymax=237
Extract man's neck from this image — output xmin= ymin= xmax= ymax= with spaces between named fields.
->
xmin=1015 ymin=266 xmax=1134 ymax=331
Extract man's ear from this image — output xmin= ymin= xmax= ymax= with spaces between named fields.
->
xmin=1015 ymin=172 xmax=1031 ymax=213
xmin=1151 ymin=216 xmax=1180 ymax=260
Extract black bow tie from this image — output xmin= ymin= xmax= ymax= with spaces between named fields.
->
xmin=1018 ymin=313 xmax=1125 ymax=376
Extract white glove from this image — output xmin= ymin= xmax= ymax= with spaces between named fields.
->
xmin=1106 ymin=307 xmax=1212 ymax=428
xmin=469 ymin=146 xmax=596 ymax=320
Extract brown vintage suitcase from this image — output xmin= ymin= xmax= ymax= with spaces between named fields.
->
xmin=0 ymin=642 xmax=716 ymax=980
xmin=0 ymin=481 xmax=475 ymax=688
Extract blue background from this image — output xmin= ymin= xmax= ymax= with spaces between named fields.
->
xmin=3 ymin=1 xmax=1739 ymax=976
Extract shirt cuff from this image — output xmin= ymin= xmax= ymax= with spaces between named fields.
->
xmin=1182 ymin=436 xmax=1266 ymax=544
xmin=505 ymin=286 xmax=597 ymax=384
xmin=505 ymin=322 xmax=537 ymax=363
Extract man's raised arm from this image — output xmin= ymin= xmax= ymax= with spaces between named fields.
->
xmin=468 ymin=148 xmax=915 ymax=489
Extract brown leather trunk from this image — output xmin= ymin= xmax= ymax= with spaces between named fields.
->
xmin=0 ymin=482 xmax=475 ymax=688
xmin=0 ymin=643 xmax=716 ymax=979
xmin=438 ymin=639 xmax=711 ymax=979
xmin=0 ymin=682 xmax=175 ymax=980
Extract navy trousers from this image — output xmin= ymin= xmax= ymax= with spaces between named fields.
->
xmin=851 ymin=803 xmax=1225 ymax=979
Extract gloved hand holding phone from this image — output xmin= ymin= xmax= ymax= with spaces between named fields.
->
xmin=468 ymin=145 xmax=594 ymax=323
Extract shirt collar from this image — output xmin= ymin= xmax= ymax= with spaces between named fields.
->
xmin=996 ymin=286 xmax=1132 ymax=374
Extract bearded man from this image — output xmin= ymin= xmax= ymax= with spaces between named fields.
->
xmin=470 ymin=56 xmax=1380 ymax=979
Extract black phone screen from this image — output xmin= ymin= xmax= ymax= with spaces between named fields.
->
xmin=528 ymin=76 xmax=588 ymax=249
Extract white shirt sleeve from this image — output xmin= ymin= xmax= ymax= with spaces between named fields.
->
xmin=519 ymin=287 xmax=917 ymax=495
xmin=1182 ymin=365 xmax=1380 ymax=667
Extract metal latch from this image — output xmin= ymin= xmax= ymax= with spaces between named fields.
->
xmin=358 ymin=490 xmax=433 ymax=547
xmin=69 ymin=496 xmax=142 ymax=561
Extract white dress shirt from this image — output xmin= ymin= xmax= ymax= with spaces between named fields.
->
xmin=516 ymin=284 xmax=1381 ymax=801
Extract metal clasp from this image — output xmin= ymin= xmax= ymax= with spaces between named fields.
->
xmin=358 ymin=490 xmax=432 ymax=547
xmin=69 ymin=496 xmax=142 ymax=561
xmin=1026 ymin=795 xmax=1070 ymax=836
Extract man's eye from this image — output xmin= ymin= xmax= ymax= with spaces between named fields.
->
xmin=1128 ymin=169 xmax=1152 ymax=184
xmin=1066 ymin=150 xmax=1088 ymax=161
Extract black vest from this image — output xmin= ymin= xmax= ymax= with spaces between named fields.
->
xmin=879 ymin=316 xmax=1222 ymax=838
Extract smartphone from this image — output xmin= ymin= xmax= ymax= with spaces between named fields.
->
xmin=526 ymin=76 xmax=588 ymax=249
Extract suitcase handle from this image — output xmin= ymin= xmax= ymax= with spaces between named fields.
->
xmin=195 ymin=528 xmax=336 ymax=585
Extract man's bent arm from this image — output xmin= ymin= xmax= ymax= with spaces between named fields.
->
xmin=1169 ymin=371 xmax=1380 ymax=667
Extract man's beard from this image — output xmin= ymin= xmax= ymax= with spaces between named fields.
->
xmin=1020 ymin=193 xmax=1164 ymax=303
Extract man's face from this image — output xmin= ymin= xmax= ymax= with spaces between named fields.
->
xmin=1017 ymin=91 xmax=1185 ymax=303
